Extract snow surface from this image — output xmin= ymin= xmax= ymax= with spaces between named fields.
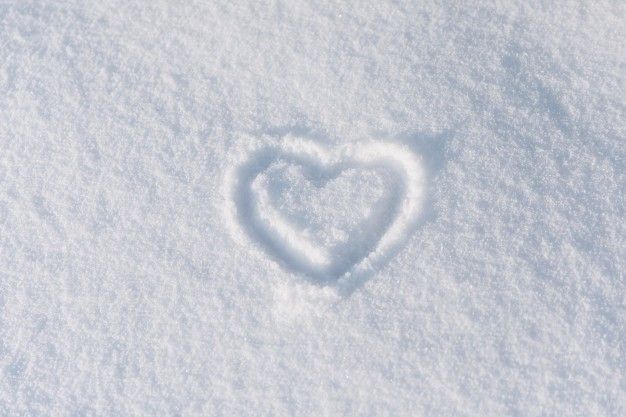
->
xmin=0 ymin=1 xmax=625 ymax=416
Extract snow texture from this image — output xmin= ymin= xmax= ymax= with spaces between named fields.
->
xmin=0 ymin=1 xmax=624 ymax=416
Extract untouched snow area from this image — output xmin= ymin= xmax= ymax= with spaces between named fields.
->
xmin=0 ymin=1 xmax=624 ymax=416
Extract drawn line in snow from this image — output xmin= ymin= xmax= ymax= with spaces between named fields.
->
xmin=224 ymin=135 xmax=426 ymax=294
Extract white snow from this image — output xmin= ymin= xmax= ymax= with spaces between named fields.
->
xmin=0 ymin=1 xmax=624 ymax=416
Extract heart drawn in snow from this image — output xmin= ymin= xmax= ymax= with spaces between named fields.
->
xmin=225 ymin=135 xmax=425 ymax=290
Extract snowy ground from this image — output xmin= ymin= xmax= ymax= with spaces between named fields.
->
xmin=0 ymin=1 xmax=624 ymax=416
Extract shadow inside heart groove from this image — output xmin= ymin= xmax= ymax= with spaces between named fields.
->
xmin=228 ymin=137 xmax=425 ymax=288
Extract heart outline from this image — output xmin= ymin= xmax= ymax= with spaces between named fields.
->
xmin=225 ymin=135 xmax=425 ymax=292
